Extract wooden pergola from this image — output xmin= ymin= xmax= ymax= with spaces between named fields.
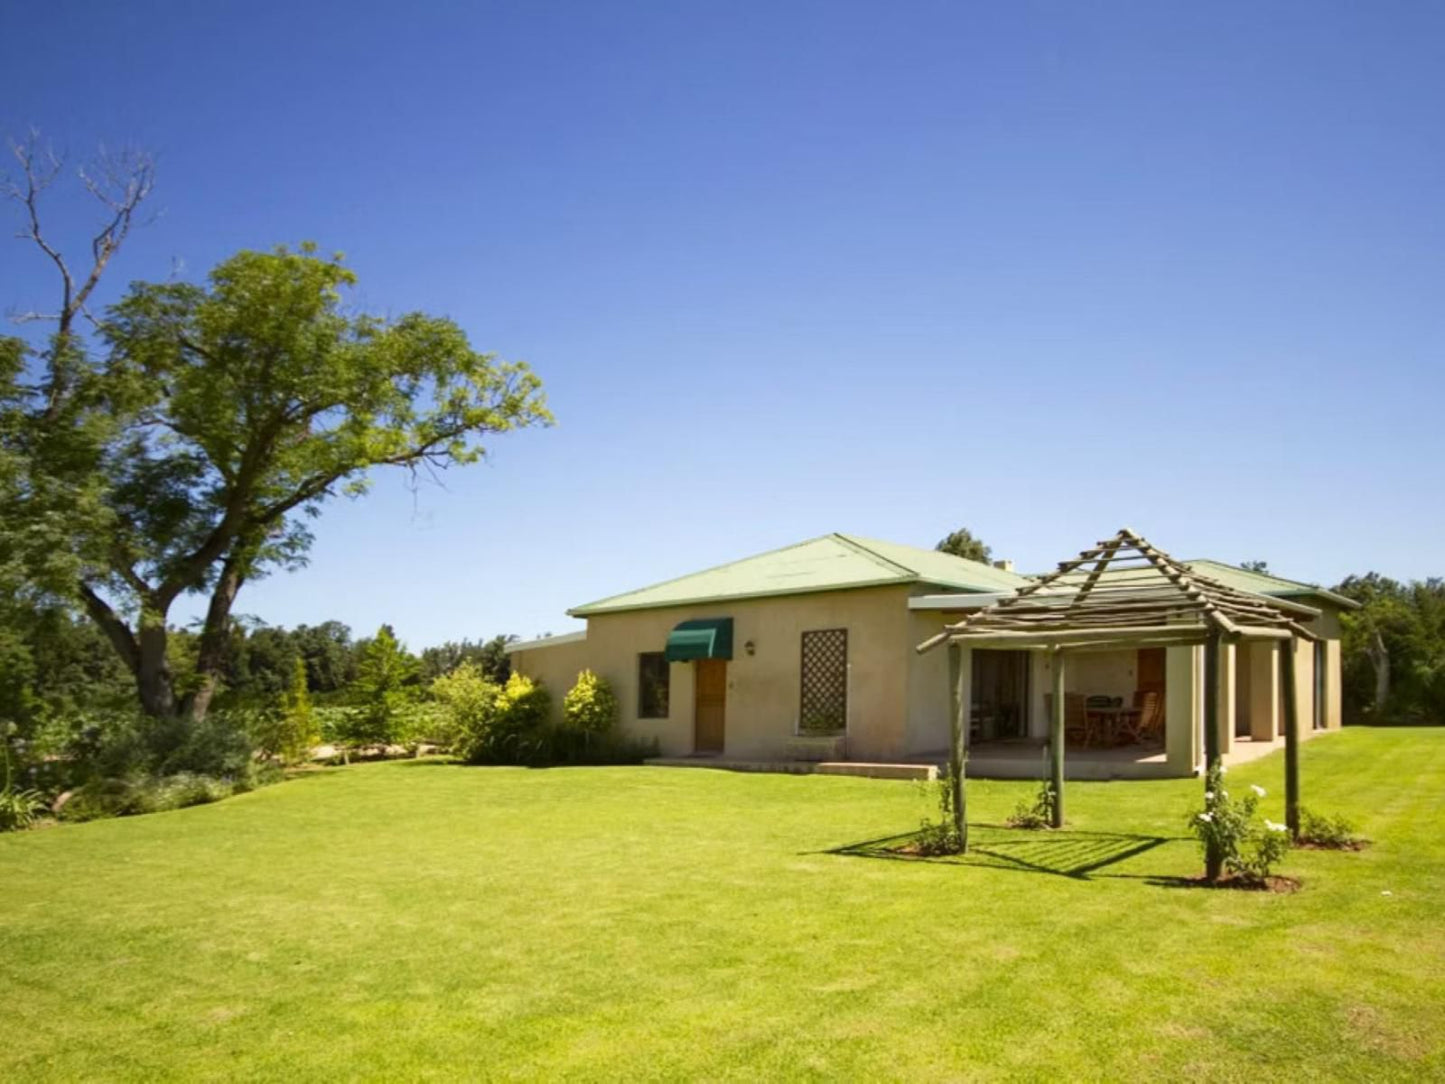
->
xmin=916 ymin=528 xmax=1320 ymax=870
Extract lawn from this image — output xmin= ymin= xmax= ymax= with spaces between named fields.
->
xmin=2 ymin=728 xmax=1442 ymax=1081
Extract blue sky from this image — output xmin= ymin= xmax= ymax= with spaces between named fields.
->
xmin=3 ymin=2 xmax=1442 ymax=647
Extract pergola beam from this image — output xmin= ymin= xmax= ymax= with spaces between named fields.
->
xmin=945 ymin=625 xmax=1210 ymax=646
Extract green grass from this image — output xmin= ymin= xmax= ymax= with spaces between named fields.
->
xmin=2 ymin=729 xmax=1442 ymax=1081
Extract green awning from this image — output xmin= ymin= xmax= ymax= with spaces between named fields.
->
xmin=664 ymin=618 xmax=734 ymax=662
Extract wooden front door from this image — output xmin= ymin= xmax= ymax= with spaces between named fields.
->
xmin=694 ymin=658 xmax=727 ymax=754
xmin=1137 ymin=647 xmax=1167 ymax=693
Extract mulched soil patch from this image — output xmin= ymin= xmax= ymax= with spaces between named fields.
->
xmin=1294 ymin=838 xmax=1371 ymax=851
xmin=1178 ymin=873 xmax=1302 ymax=894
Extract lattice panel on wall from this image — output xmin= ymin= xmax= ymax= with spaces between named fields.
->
xmin=799 ymin=628 xmax=848 ymax=734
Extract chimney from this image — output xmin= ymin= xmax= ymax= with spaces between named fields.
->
xmin=993 ymin=559 xmax=1014 ymax=572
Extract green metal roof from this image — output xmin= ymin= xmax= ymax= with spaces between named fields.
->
xmin=569 ymin=533 xmax=1031 ymax=617
xmin=1184 ymin=560 xmax=1359 ymax=610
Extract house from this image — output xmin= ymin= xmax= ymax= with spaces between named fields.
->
xmin=506 ymin=533 xmax=1354 ymax=778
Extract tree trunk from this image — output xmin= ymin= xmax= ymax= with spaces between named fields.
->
xmin=180 ymin=556 xmax=245 ymax=721
xmin=1367 ymin=630 xmax=1390 ymax=715
xmin=136 ymin=603 xmax=176 ymax=718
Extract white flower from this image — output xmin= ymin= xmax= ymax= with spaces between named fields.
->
xmin=1220 ymin=790 xmax=1229 ymax=800
xmin=1381 ymin=890 xmax=1392 ymax=897
xmin=1197 ymin=811 xmax=1214 ymax=823
xmin=1264 ymin=819 xmax=1288 ymax=833
xmin=1251 ymin=784 xmax=1267 ymax=798
xmin=1218 ymin=764 xmax=1228 ymax=775
xmin=1204 ymin=791 xmax=1215 ymax=801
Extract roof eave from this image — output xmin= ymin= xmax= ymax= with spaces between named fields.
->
xmin=568 ymin=575 xmax=914 ymax=617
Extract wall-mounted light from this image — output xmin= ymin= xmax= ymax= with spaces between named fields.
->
xmin=744 ymin=639 xmax=756 ymax=656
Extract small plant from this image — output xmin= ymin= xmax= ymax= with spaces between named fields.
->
xmin=914 ymin=767 xmax=963 ymax=855
xmin=1298 ymin=807 xmax=1363 ymax=849
xmin=1008 ymin=780 xmax=1057 ymax=830
xmin=1190 ymin=766 xmax=1292 ymax=885
xmin=0 ymin=787 xmax=48 ymax=830
xmin=0 ymin=723 xmax=48 ymax=832
xmin=562 ymin=670 xmax=618 ymax=740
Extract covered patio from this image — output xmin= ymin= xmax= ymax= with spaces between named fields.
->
xmin=917 ymin=528 xmax=1319 ymax=867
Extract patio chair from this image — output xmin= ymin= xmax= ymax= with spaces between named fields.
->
xmin=1118 ymin=690 xmax=1163 ymax=745
xmin=1045 ymin=693 xmax=1089 ymax=745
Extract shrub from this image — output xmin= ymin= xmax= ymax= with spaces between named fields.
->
xmin=1299 ymin=807 xmax=1362 ymax=849
xmin=562 ymin=670 xmax=618 ymax=738
xmin=1007 ymin=781 xmax=1057 ymax=830
xmin=393 ymin=700 xmax=449 ymax=749
xmin=539 ymin=727 xmax=658 ymax=766
xmin=1190 ymin=766 xmax=1292 ymax=884
xmin=915 ymin=768 xmax=963 ymax=855
xmin=431 ymin=662 xmax=503 ymax=763
xmin=0 ymin=785 xmax=47 ymax=831
xmin=484 ymin=673 xmax=551 ymax=763
xmin=58 ymin=771 xmax=240 ymax=822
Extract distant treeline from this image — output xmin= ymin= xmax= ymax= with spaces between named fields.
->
xmin=1337 ymin=574 xmax=1445 ymax=726
xmin=0 ymin=603 xmax=514 ymax=729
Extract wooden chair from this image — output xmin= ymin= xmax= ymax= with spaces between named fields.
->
xmin=1046 ymin=693 xmax=1089 ymax=745
xmin=1118 ymin=690 xmax=1163 ymax=745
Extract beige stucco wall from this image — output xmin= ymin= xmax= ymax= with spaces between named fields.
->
xmin=507 ymin=636 xmax=595 ymax=722
xmin=1066 ymin=650 xmax=1136 ymax=702
xmin=905 ymin=610 xmax=954 ymax=755
xmin=512 ymin=585 xmax=916 ymax=761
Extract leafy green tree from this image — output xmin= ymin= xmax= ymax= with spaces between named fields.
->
xmin=1241 ymin=560 xmax=1270 ymax=573
xmin=420 ymin=634 xmax=516 ymax=684
xmin=934 ymin=527 xmax=993 ymax=564
xmin=3 ymin=165 xmax=550 ymax=720
xmin=1336 ymin=573 xmax=1445 ymax=724
xmin=293 ymin=621 xmax=358 ymax=693
xmin=348 ymin=625 xmax=420 ymax=747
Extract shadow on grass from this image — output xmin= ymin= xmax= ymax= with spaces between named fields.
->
xmin=824 ymin=824 xmax=1177 ymax=881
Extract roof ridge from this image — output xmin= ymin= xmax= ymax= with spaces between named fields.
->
xmin=831 ymin=533 xmax=920 ymax=581
xmin=566 ymin=533 xmax=842 ymax=616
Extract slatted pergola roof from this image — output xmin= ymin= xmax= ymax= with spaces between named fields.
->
xmin=917 ymin=527 xmax=1321 ymax=655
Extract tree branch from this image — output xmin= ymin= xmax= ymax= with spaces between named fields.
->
xmin=4 ymin=133 xmax=73 ymax=331
xmin=77 ymin=581 xmax=140 ymax=676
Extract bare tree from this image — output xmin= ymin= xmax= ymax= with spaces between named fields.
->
xmin=3 ymin=130 xmax=156 ymax=414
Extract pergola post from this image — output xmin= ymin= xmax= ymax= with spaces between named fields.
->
xmin=1280 ymin=637 xmax=1301 ymax=837
xmin=947 ymin=643 xmax=971 ymax=852
xmin=1203 ymin=631 xmax=1223 ymax=881
xmin=1050 ymin=647 xmax=1065 ymax=828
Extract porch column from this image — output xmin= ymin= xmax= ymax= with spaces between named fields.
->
xmin=1050 ymin=647 xmax=1065 ymax=828
xmin=1215 ymin=641 xmax=1237 ymax=757
xmin=947 ymin=643 xmax=972 ymax=851
xmin=1280 ymin=638 xmax=1301 ymax=836
xmin=1164 ymin=645 xmax=1199 ymax=775
xmin=1321 ymin=639 xmax=1343 ymax=729
xmin=1246 ymin=641 xmax=1279 ymax=742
